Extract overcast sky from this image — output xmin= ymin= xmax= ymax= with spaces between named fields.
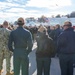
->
xmin=0 ymin=0 xmax=75 ymax=23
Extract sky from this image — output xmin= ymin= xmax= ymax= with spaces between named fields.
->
xmin=0 ymin=0 xmax=75 ymax=23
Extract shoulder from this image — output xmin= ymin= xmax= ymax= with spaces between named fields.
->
xmin=24 ymin=28 xmax=32 ymax=35
xmin=59 ymin=31 xmax=67 ymax=36
xmin=58 ymin=31 xmax=68 ymax=41
xmin=24 ymin=28 xmax=30 ymax=32
xmin=10 ymin=29 xmax=15 ymax=33
xmin=10 ymin=29 xmax=16 ymax=35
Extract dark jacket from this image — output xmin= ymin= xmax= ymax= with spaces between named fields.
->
xmin=49 ymin=30 xmax=55 ymax=40
xmin=57 ymin=27 xmax=75 ymax=54
xmin=36 ymin=32 xmax=56 ymax=58
xmin=8 ymin=26 xmax=33 ymax=54
xmin=54 ymin=28 xmax=62 ymax=42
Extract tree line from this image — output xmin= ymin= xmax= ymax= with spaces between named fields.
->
xmin=55 ymin=11 xmax=75 ymax=18
xmin=14 ymin=11 xmax=75 ymax=24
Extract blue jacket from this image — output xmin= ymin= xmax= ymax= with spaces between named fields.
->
xmin=8 ymin=26 xmax=33 ymax=55
xmin=57 ymin=27 xmax=75 ymax=54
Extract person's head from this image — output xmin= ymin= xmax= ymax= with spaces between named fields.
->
xmin=55 ymin=24 xmax=60 ymax=29
xmin=3 ymin=21 xmax=9 ymax=28
xmin=63 ymin=21 xmax=72 ymax=30
xmin=17 ymin=17 xmax=25 ymax=26
xmin=38 ymin=26 xmax=47 ymax=36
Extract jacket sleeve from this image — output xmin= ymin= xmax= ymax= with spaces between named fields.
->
xmin=27 ymin=32 xmax=33 ymax=54
xmin=8 ymin=31 xmax=14 ymax=52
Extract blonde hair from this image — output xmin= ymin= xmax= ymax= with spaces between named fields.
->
xmin=38 ymin=26 xmax=47 ymax=33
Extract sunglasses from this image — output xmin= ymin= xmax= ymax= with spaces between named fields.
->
xmin=63 ymin=24 xmax=71 ymax=27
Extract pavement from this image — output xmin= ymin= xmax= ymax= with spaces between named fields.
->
xmin=1 ymin=42 xmax=75 ymax=75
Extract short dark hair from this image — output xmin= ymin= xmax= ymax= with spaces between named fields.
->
xmin=64 ymin=21 xmax=72 ymax=27
xmin=17 ymin=17 xmax=24 ymax=26
xmin=17 ymin=21 xmax=24 ymax=26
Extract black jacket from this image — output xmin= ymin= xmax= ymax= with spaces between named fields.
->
xmin=57 ymin=27 xmax=75 ymax=54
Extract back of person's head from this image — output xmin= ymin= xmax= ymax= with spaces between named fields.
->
xmin=55 ymin=24 xmax=60 ymax=29
xmin=38 ymin=26 xmax=47 ymax=33
xmin=17 ymin=17 xmax=25 ymax=26
xmin=3 ymin=21 xmax=9 ymax=28
xmin=0 ymin=25 xmax=3 ymax=28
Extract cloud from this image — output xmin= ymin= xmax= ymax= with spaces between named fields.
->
xmin=0 ymin=12 xmax=17 ymax=18
xmin=6 ymin=0 xmax=27 ymax=5
xmin=6 ymin=0 xmax=23 ymax=3
xmin=0 ymin=0 xmax=73 ymax=23
xmin=0 ymin=1 xmax=26 ymax=11
xmin=0 ymin=9 xmax=40 ymax=23
xmin=26 ymin=0 xmax=72 ymax=9
xmin=6 ymin=0 xmax=13 ymax=2
xmin=5 ymin=8 xmax=28 ymax=13
xmin=0 ymin=2 xmax=19 ymax=7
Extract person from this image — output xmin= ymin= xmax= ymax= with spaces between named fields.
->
xmin=0 ymin=21 xmax=13 ymax=75
xmin=54 ymin=24 xmax=62 ymax=44
xmin=49 ymin=26 xmax=55 ymax=40
xmin=36 ymin=26 xmax=56 ymax=75
xmin=47 ymin=26 xmax=51 ymax=35
xmin=8 ymin=17 xmax=33 ymax=75
xmin=57 ymin=21 xmax=75 ymax=75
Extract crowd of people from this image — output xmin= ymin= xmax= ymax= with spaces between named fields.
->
xmin=0 ymin=17 xmax=75 ymax=75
